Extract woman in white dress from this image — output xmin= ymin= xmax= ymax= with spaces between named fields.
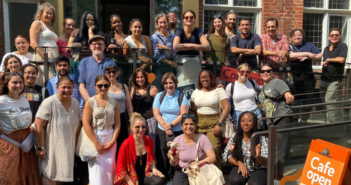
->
xmin=35 ymin=77 xmax=81 ymax=184
xmin=82 ymin=75 xmax=121 ymax=185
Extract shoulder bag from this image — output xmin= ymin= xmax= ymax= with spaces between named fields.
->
xmin=218 ymin=88 xmax=235 ymax=143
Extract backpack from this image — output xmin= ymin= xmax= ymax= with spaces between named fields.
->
xmin=160 ymin=90 xmax=184 ymax=106
xmin=229 ymin=79 xmax=257 ymax=116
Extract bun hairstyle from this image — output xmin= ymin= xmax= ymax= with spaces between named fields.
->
xmin=129 ymin=112 xmax=146 ymax=127
xmin=128 ymin=18 xmax=143 ymax=35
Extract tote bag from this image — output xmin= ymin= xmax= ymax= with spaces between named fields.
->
xmin=218 ymin=89 xmax=235 ymax=143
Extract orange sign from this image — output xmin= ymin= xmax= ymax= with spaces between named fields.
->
xmin=299 ymin=139 xmax=351 ymax=185
xmin=219 ymin=66 xmax=263 ymax=86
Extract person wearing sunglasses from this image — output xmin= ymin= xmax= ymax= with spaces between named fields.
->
xmin=152 ymin=72 xmax=189 ymax=182
xmin=230 ymin=18 xmax=262 ymax=69
xmin=104 ymin=61 xmax=133 ymax=156
xmin=320 ymin=28 xmax=348 ymax=123
xmin=225 ymin=63 xmax=261 ymax=129
xmin=203 ymin=13 xmax=230 ymax=68
xmin=115 ymin=112 xmax=164 ymax=185
xmin=167 ymin=113 xmax=216 ymax=185
xmin=258 ymin=64 xmax=294 ymax=180
xmin=173 ymin=9 xmax=211 ymax=87
xmin=288 ymin=28 xmax=322 ymax=122
xmin=82 ymin=75 xmax=121 ymax=185
xmin=190 ymin=69 xmax=230 ymax=169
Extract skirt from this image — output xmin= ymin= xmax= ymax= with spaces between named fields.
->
xmin=88 ymin=129 xmax=117 ymax=185
xmin=0 ymin=128 xmax=41 ymax=185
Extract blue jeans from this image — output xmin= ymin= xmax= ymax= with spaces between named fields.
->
xmin=233 ymin=107 xmax=262 ymax=129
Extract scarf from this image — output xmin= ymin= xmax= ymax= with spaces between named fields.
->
xmin=114 ymin=134 xmax=156 ymax=185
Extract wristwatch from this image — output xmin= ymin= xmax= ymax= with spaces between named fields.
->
xmin=37 ymin=146 xmax=45 ymax=151
xmin=217 ymin=122 xmax=223 ymax=127
xmin=326 ymin=58 xmax=330 ymax=62
xmin=170 ymin=124 xmax=174 ymax=129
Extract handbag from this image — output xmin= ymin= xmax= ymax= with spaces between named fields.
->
xmin=182 ymin=135 xmax=225 ymax=185
xmin=75 ymin=101 xmax=98 ymax=162
xmin=218 ymin=89 xmax=235 ymax=143
xmin=1 ymin=133 xmax=34 ymax=153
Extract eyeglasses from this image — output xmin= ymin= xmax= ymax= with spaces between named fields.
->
xmin=105 ymin=70 xmax=117 ymax=75
xmin=184 ymin=16 xmax=194 ymax=20
xmin=134 ymin=125 xmax=147 ymax=129
xmin=329 ymin=34 xmax=340 ymax=37
xmin=23 ymin=72 xmax=38 ymax=76
xmin=200 ymin=76 xmax=210 ymax=80
xmin=91 ymin=43 xmax=104 ymax=47
xmin=260 ymin=69 xmax=272 ymax=74
xmin=96 ymin=84 xmax=110 ymax=89
xmin=182 ymin=113 xmax=196 ymax=119
xmin=238 ymin=70 xmax=251 ymax=75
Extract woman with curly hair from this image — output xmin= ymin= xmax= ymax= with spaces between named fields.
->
xmin=222 ymin=111 xmax=268 ymax=185
xmin=29 ymin=2 xmax=58 ymax=86
xmin=0 ymin=55 xmax=22 ymax=85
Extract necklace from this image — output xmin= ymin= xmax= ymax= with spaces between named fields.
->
xmin=26 ymin=85 xmax=34 ymax=91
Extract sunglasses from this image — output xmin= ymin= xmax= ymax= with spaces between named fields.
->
xmin=135 ymin=125 xmax=147 ymax=129
xmin=260 ymin=69 xmax=272 ymax=74
xmin=238 ymin=70 xmax=251 ymax=75
xmin=329 ymin=34 xmax=340 ymax=37
xmin=96 ymin=84 xmax=110 ymax=89
xmin=184 ymin=16 xmax=194 ymax=20
xmin=106 ymin=70 xmax=117 ymax=74
xmin=213 ymin=13 xmax=224 ymax=19
xmin=182 ymin=113 xmax=196 ymax=118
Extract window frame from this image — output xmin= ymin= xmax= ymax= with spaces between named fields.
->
xmin=2 ymin=0 xmax=40 ymax=53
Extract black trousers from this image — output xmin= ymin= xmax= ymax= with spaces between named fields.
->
xmin=228 ymin=166 xmax=267 ymax=185
xmin=172 ymin=169 xmax=189 ymax=185
xmin=116 ymin=112 xmax=129 ymax=159
xmin=140 ymin=175 xmax=164 ymax=185
xmin=155 ymin=128 xmax=183 ymax=181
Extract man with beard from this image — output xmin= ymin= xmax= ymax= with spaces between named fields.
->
xmin=46 ymin=55 xmax=82 ymax=107
xmin=167 ymin=11 xmax=178 ymax=34
xmin=225 ymin=11 xmax=238 ymax=66
xmin=230 ymin=18 xmax=261 ymax=69
xmin=76 ymin=35 xmax=117 ymax=101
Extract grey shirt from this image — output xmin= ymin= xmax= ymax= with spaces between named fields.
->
xmin=259 ymin=78 xmax=291 ymax=124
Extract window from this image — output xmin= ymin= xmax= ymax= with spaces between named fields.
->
xmin=64 ymin=0 xmax=96 ymax=29
xmin=303 ymin=0 xmax=351 ymax=68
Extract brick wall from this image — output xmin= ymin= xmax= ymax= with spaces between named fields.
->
xmin=199 ymin=0 xmax=203 ymax=30
xmin=0 ymin=0 xmax=5 ymax=58
xmin=261 ymin=0 xmax=303 ymax=40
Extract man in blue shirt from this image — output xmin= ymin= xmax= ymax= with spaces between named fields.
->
xmin=230 ymin=18 xmax=262 ymax=69
xmin=46 ymin=55 xmax=83 ymax=109
xmin=75 ymin=35 xmax=117 ymax=101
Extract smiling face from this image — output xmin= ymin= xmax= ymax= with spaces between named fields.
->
xmin=199 ymin=71 xmax=212 ymax=88
xmin=95 ymin=79 xmax=110 ymax=95
xmin=6 ymin=57 xmax=21 ymax=72
xmin=41 ymin=8 xmax=54 ymax=24
xmin=240 ymin=113 xmax=254 ymax=133
xmin=132 ymin=120 xmax=147 ymax=137
xmin=56 ymin=79 xmax=73 ymax=98
xmin=89 ymin=39 xmax=105 ymax=56
xmin=7 ymin=76 xmax=24 ymax=95
xmin=292 ymin=30 xmax=303 ymax=45
xmin=14 ymin=37 xmax=29 ymax=54
xmin=328 ymin=30 xmax=342 ymax=44
xmin=266 ymin=21 xmax=277 ymax=38
xmin=260 ymin=65 xmax=274 ymax=82
xmin=23 ymin=66 xmax=38 ymax=85
xmin=163 ymin=77 xmax=175 ymax=93
xmin=168 ymin=12 xmax=177 ymax=24
xmin=136 ymin=71 xmax=146 ymax=86
xmin=55 ymin=61 xmax=70 ymax=77
xmin=111 ymin=16 xmax=122 ymax=31
xmin=181 ymin=118 xmax=196 ymax=135
xmin=157 ymin=16 xmax=168 ymax=32
xmin=183 ymin=12 xmax=195 ymax=26
xmin=64 ymin=19 xmax=75 ymax=35
xmin=226 ymin=14 xmax=236 ymax=29
xmin=238 ymin=66 xmax=251 ymax=82
xmin=130 ymin=21 xmax=142 ymax=36
xmin=105 ymin=67 xmax=119 ymax=82
xmin=85 ymin=13 xmax=95 ymax=28
xmin=239 ymin=20 xmax=251 ymax=35
xmin=213 ymin=18 xmax=223 ymax=32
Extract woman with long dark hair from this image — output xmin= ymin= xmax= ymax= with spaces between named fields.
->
xmin=67 ymin=11 xmax=100 ymax=60
xmin=105 ymin=14 xmax=127 ymax=54
xmin=222 ymin=111 xmax=268 ymax=185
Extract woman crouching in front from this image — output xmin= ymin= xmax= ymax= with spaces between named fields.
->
xmin=114 ymin=112 xmax=164 ymax=185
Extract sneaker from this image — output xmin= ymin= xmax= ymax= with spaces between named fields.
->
xmin=166 ymin=181 xmax=172 ymax=185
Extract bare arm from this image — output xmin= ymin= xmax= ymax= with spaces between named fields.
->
xmin=66 ymin=35 xmax=82 ymax=52
xmin=218 ymin=98 xmax=230 ymax=124
xmin=198 ymin=148 xmax=216 ymax=164
xmin=123 ymin=174 xmax=134 ymax=185
xmin=283 ymin=91 xmax=294 ymax=104
xmin=79 ymin=83 xmax=90 ymax=101
xmin=144 ymin=36 xmax=154 ymax=56
xmin=130 ymin=87 xmax=134 ymax=100
xmin=123 ymin=42 xmax=131 ymax=55
xmin=150 ymin=85 xmax=159 ymax=98
xmin=124 ymin=84 xmax=133 ymax=119
xmin=29 ymin=20 xmax=44 ymax=58
xmin=75 ymin=122 xmax=82 ymax=147
xmin=173 ymin=35 xmax=211 ymax=51
xmin=82 ymin=100 xmax=99 ymax=145
xmin=190 ymin=101 xmax=197 ymax=114
xmin=153 ymin=108 xmax=167 ymax=128
xmin=35 ymin=118 xmax=48 ymax=148
xmin=112 ymin=101 xmax=121 ymax=141
xmin=328 ymin=57 xmax=346 ymax=64
xmin=262 ymin=49 xmax=278 ymax=56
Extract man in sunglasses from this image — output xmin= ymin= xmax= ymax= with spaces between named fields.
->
xmin=230 ymin=18 xmax=261 ymax=69
xmin=47 ymin=55 xmax=82 ymax=108
xmin=320 ymin=28 xmax=348 ymax=123
xmin=76 ymin=35 xmax=118 ymax=102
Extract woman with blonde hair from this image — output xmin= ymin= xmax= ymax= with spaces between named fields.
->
xmin=29 ymin=2 xmax=58 ymax=86
xmin=151 ymin=13 xmax=178 ymax=91
xmin=114 ymin=112 xmax=164 ymax=185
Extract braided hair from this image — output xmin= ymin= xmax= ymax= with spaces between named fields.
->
xmin=232 ymin=111 xmax=260 ymax=166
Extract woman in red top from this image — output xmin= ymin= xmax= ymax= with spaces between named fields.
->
xmin=114 ymin=112 xmax=164 ymax=185
xmin=57 ymin=17 xmax=75 ymax=57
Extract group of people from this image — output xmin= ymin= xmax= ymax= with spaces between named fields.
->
xmin=0 ymin=2 xmax=349 ymax=185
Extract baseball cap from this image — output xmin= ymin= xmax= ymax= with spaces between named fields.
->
xmin=103 ymin=61 xmax=118 ymax=71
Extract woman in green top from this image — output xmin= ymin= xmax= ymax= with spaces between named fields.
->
xmin=203 ymin=13 xmax=230 ymax=66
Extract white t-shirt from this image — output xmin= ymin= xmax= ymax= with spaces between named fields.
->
xmin=225 ymin=80 xmax=261 ymax=112
xmin=0 ymin=52 xmax=33 ymax=72
xmin=0 ymin=95 xmax=32 ymax=134
xmin=191 ymin=88 xmax=229 ymax=114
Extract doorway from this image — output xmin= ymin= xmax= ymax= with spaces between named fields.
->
xmin=100 ymin=0 xmax=150 ymax=36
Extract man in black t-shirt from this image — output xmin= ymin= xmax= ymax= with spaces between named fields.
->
xmin=320 ymin=28 xmax=348 ymax=123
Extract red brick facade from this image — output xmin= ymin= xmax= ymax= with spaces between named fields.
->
xmin=0 ymin=0 xmax=5 ymax=58
xmin=199 ymin=0 xmax=204 ymax=30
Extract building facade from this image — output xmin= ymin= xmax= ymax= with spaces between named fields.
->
xmin=1 ymin=0 xmax=350 ymax=68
